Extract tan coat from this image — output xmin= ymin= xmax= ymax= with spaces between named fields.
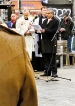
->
xmin=0 ymin=25 xmax=38 ymax=106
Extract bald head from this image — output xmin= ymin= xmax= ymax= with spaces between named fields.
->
xmin=22 ymin=8 xmax=30 ymax=18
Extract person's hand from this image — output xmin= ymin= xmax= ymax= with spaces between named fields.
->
xmin=60 ymin=28 xmax=66 ymax=32
xmin=40 ymin=29 xmax=45 ymax=33
xmin=24 ymin=31 xmax=31 ymax=36
xmin=26 ymin=31 xmax=31 ymax=36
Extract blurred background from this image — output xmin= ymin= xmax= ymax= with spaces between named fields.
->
xmin=0 ymin=0 xmax=75 ymax=22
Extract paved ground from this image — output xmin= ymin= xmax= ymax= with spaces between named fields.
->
xmin=35 ymin=66 xmax=75 ymax=106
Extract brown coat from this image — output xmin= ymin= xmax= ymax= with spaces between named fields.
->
xmin=0 ymin=25 xmax=38 ymax=106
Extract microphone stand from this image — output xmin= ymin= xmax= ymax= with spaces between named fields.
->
xmin=46 ymin=19 xmax=71 ymax=82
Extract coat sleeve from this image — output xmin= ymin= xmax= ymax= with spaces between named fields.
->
xmin=45 ymin=20 xmax=59 ymax=34
xmin=16 ymin=19 xmax=25 ymax=36
xmin=19 ymin=50 xmax=38 ymax=106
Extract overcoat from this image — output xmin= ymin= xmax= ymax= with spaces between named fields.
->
xmin=0 ymin=25 xmax=38 ymax=106
xmin=60 ymin=18 xmax=74 ymax=39
xmin=41 ymin=16 xmax=59 ymax=53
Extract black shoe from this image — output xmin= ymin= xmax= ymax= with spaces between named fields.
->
xmin=40 ymin=73 xmax=51 ymax=76
xmin=52 ymin=74 xmax=58 ymax=77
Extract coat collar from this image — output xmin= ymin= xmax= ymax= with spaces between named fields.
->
xmin=46 ymin=16 xmax=54 ymax=25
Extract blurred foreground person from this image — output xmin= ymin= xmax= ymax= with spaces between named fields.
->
xmin=0 ymin=25 xmax=38 ymax=106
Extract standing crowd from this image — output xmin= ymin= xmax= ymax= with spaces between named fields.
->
xmin=0 ymin=6 xmax=75 ymax=106
xmin=1 ymin=6 xmax=75 ymax=77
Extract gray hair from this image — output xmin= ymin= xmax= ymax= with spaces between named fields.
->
xmin=47 ymin=8 xmax=54 ymax=14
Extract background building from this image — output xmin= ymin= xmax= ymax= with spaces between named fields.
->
xmin=42 ymin=0 xmax=73 ymax=17
xmin=73 ymin=0 xmax=75 ymax=15
xmin=11 ymin=0 xmax=43 ymax=13
xmin=0 ymin=0 xmax=75 ymax=20
xmin=8 ymin=0 xmax=75 ymax=16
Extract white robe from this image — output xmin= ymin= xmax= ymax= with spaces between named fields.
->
xmin=16 ymin=16 xmax=35 ymax=59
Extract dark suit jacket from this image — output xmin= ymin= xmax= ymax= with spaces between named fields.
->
xmin=41 ymin=16 xmax=59 ymax=53
xmin=37 ymin=14 xmax=46 ymax=54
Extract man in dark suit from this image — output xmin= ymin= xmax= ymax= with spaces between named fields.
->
xmin=40 ymin=8 xmax=59 ymax=77
xmin=32 ymin=6 xmax=47 ymax=71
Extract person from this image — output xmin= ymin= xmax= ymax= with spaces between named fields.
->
xmin=0 ymin=24 xmax=38 ymax=106
xmin=7 ymin=0 xmax=12 ymax=4
xmin=72 ymin=13 xmax=75 ymax=24
xmin=71 ymin=14 xmax=75 ymax=52
xmin=59 ymin=12 xmax=74 ymax=52
xmin=16 ymin=8 xmax=35 ymax=59
xmin=40 ymin=8 xmax=59 ymax=77
xmin=0 ymin=16 xmax=4 ymax=24
xmin=6 ymin=13 xmax=17 ymax=28
xmin=32 ymin=6 xmax=47 ymax=71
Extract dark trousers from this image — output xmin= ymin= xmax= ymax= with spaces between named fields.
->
xmin=31 ymin=52 xmax=44 ymax=71
xmin=42 ymin=53 xmax=57 ymax=75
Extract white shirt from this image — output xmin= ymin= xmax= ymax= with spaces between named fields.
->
xmin=47 ymin=18 xmax=52 ymax=24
